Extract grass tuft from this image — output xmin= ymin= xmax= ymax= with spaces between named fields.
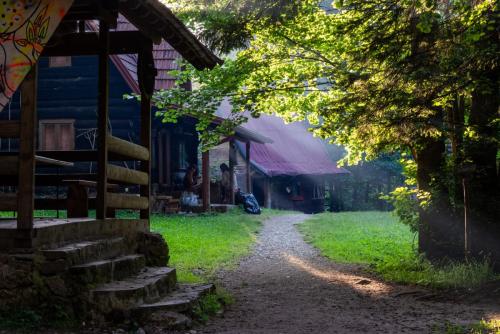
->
xmin=299 ymin=211 xmax=497 ymax=290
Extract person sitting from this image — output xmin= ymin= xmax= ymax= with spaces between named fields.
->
xmin=183 ymin=164 xmax=200 ymax=193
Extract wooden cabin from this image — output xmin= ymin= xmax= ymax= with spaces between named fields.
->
xmin=0 ymin=0 xmax=220 ymax=322
xmin=216 ymin=102 xmax=349 ymax=214
xmin=0 ymin=14 xmax=270 ymax=214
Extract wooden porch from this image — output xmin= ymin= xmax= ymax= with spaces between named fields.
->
xmin=0 ymin=0 xmax=191 ymax=250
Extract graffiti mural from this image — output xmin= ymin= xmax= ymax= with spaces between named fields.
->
xmin=0 ymin=0 xmax=74 ymax=111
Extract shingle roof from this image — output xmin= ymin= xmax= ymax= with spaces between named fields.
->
xmin=217 ymin=99 xmax=349 ymax=177
xmin=110 ymin=16 xmax=181 ymax=94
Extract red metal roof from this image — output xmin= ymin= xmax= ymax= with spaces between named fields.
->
xmin=110 ymin=16 xmax=181 ymax=94
xmin=217 ymin=100 xmax=348 ymax=177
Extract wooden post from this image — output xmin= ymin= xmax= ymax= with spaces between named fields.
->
xmin=17 ymin=65 xmax=38 ymax=234
xmin=138 ymin=40 xmax=155 ymax=222
xmin=202 ymin=150 xmax=210 ymax=211
xmin=245 ymin=141 xmax=251 ymax=193
xmin=96 ymin=21 xmax=110 ymax=220
xmin=264 ymin=178 xmax=272 ymax=209
xmin=158 ymin=131 xmax=164 ymax=185
xmin=229 ymin=140 xmax=236 ymax=204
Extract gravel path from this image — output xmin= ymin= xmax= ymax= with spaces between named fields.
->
xmin=195 ymin=214 xmax=499 ymax=334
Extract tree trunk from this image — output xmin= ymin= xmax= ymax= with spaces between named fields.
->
xmin=416 ymin=138 xmax=463 ymax=261
xmin=461 ymin=15 xmax=500 ymax=267
xmin=465 ymin=73 xmax=500 ymax=267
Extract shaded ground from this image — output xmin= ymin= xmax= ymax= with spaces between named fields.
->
xmin=191 ymin=214 xmax=499 ymax=334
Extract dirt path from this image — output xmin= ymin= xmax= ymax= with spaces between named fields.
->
xmin=195 ymin=214 xmax=499 ymax=334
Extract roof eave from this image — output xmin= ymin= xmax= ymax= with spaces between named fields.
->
xmin=119 ymin=0 xmax=222 ymax=70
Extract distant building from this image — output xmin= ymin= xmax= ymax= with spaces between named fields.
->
xmin=215 ymin=101 xmax=348 ymax=213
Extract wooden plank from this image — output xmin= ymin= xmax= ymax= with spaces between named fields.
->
xmin=108 ymin=135 xmax=150 ymax=161
xmin=0 ymin=121 xmax=20 ymax=138
xmin=0 ymin=174 xmax=98 ymax=186
xmin=107 ymin=193 xmax=149 ymax=210
xmin=202 ymin=150 xmax=210 ymax=211
xmin=246 ymin=141 xmax=252 ymax=193
xmin=138 ymin=43 xmax=154 ymax=221
xmin=107 ymin=164 xmax=149 ymax=186
xmin=27 ymin=150 xmax=139 ymax=162
xmin=0 ymin=194 xmax=17 ymax=211
xmin=42 ymin=31 xmax=151 ymax=56
xmin=17 ymin=65 xmax=37 ymax=231
xmin=157 ymin=131 xmax=164 ymax=184
xmin=35 ymin=155 xmax=74 ymax=167
xmin=229 ymin=140 xmax=236 ymax=204
xmin=62 ymin=179 xmax=119 ymax=190
xmin=0 ymin=156 xmax=18 ymax=176
xmin=96 ymin=21 xmax=110 ymax=220
xmin=0 ymin=156 xmax=73 ymax=175
xmin=264 ymin=178 xmax=272 ymax=209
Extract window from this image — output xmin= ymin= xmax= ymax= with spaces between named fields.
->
xmin=39 ymin=119 xmax=75 ymax=151
xmin=49 ymin=56 xmax=72 ymax=68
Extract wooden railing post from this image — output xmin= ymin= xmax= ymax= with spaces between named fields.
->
xmin=138 ymin=40 xmax=155 ymax=222
xmin=202 ymin=150 xmax=210 ymax=211
xmin=229 ymin=140 xmax=236 ymax=204
xmin=96 ymin=21 xmax=110 ymax=220
xmin=246 ymin=141 xmax=252 ymax=193
xmin=17 ymin=65 xmax=38 ymax=238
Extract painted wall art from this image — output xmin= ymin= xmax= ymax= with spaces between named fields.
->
xmin=0 ymin=0 xmax=74 ymax=111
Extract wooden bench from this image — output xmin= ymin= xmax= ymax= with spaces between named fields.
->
xmin=153 ymin=195 xmax=180 ymax=214
xmin=63 ymin=180 xmax=119 ymax=218
xmin=0 ymin=156 xmax=74 ymax=212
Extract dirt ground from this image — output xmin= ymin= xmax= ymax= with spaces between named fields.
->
xmin=186 ymin=214 xmax=499 ymax=334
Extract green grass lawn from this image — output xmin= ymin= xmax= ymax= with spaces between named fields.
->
xmin=151 ymin=209 xmax=281 ymax=282
xmin=299 ymin=211 xmax=497 ymax=290
xmin=1 ymin=208 xmax=283 ymax=283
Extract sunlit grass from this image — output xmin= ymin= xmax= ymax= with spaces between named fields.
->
xmin=151 ymin=209 xmax=281 ymax=282
xmin=434 ymin=319 xmax=500 ymax=334
xmin=299 ymin=212 xmax=497 ymax=290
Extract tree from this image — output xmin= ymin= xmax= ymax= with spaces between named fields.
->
xmin=157 ymin=0 xmax=499 ymax=265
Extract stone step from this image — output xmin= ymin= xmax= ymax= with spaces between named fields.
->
xmin=40 ymin=237 xmax=126 ymax=267
xmin=90 ymin=267 xmax=177 ymax=314
xmin=70 ymin=254 xmax=146 ymax=284
xmin=133 ymin=283 xmax=215 ymax=316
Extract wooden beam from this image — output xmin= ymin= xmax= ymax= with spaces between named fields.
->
xmin=42 ymin=31 xmax=152 ymax=56
xmin=0 ymin=121 xmax=20 ymax=138
xmin=0 ymin=174 xmax=98 ymax=186
xmin=64 ymin=0 xmax=119 ymax=24
xmin=138 ymin=43 xmax=154 ymax=221
xmin=202 ymin=150 xmax=210 ymax=211
xmin=107 ymin=164 xmax=149 ymax=185
xmin=108 ymin=135 xmax=150 ymax=161
xmin=246 ymin=141 xmax=251 ymax=193
xmin=96 ymin=21 xmax=110 ymax=220
xmin=264 ymin=178 xmax=272 ymax=209
xmin=107 ymin=193 xmax=149 ymax=210
xmin=229 ymin=140 xmax=236 ymax=204
xmin=17 ymin=65 xmax=37 ymax=231
xmin=28 ymin=150 xmax=141 ymax=162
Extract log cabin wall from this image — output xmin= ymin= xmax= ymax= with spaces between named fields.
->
xmin=0 ymin=56 xmax=199 ymax=191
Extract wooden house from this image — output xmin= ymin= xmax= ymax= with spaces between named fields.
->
xmin=1 ymin=14 xmax=270 ymax=213
xmin=216 ymin=101 xmax=348 ymax=213
xmin=0 ymin=0 xmax=220 ymax=323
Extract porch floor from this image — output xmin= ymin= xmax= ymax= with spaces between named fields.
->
xmin=0 ymin=218 xmax=148 ymax=251
xmin=0 ymin=217 xmax=94 ymax=230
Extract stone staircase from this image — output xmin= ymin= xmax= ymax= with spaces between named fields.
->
xmin=34 ymin=233 xmax=213 ymax=328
